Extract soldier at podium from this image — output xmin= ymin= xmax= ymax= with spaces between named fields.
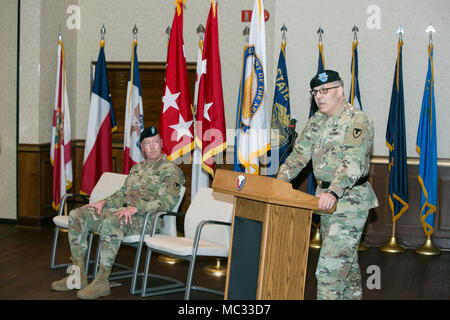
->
xmin=277 ymin=70 xmax=378 ymax=300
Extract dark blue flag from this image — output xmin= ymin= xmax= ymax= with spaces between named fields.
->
xmin=416 ymin=44 xmax=437 ymax=236
xmin=306 ymin=43 xmax=325 ymax=197
xmin=268 ymin=41 xmax=291 ymax=176
xmin=386 ymin=40 xmax=408 ymax=222
xmin=349 ymin=40 xmax=362 ymax=110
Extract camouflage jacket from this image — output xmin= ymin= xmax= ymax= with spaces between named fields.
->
xmin=103 ymin=155 xmax=185 ymax=215
xmin=278 ymin=100 xmax=379 ymax=211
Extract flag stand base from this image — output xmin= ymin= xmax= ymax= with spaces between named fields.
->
xmin=157 ymin=254 xmax=184 ymax=265
xmin=379 ymin=236 xmax=406 ymax=253
xmin=309 ymin=227 xmax=322 ymax=249
xmin=358 ymin=242 xmax=369 ymax=251
xmin=415 ymin=236 xmax=441 ymax=256
xmin=203 ymin=258 xmax=227 ymax=277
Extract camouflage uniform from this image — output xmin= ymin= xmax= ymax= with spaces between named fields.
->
xmin=278 ymin=100 xmax=378 ymax=300
xmin=68 ymin=155 xmax=185 ymax=268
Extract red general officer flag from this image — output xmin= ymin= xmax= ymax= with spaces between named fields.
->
xmin=159 ymin=0 xmax=194 ymax=161
xmin=195 ymin=0 xmax=226 ymax=176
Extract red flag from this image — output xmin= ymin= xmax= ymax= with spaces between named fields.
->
xmin=159 ymin=0 xmax=194 ymax=161
xmin=195 ymin=0 xmax=226 ymax=176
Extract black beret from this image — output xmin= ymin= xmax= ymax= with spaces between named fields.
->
xmin=310 ymin=70 xmax=342 ymax=89
xmin=139 ymin=126 xmax=159 ymax=143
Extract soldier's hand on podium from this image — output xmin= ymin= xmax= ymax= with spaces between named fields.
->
xmin=317 ymin=192 xmax=337 ymax=211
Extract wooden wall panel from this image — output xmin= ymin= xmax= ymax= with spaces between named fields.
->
xmin=17 ymin=144 xmax=53 ymax=228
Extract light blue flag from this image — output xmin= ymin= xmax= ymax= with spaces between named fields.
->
xmin=416 ymin=44 xmax=437 ymax=236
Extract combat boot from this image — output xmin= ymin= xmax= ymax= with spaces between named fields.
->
xmin=77 ymin=265 xmax=112 ymax=299
xmin=51 ymin=256 xmax=88 ymax=291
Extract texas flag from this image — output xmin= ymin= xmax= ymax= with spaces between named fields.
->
xmin=50 ymin=35 xmax=73 ymax=210
xmin=195 ymin=0 xmax=226 ymax=176
xmin=80 ymin=40 xmax=117 ymax=195
xmin=123 ymin=39 xmax=145 ymax=173
xmin=159 ymin=0 xmax=194 ymax=161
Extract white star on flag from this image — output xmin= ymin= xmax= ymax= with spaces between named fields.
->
xmin=162 ymin=86 xmax=180 ymax=113
xmin=200 ymin=59 xmax=207 ymax=78
xmin=169 ymin=114 xmax=193 ymax=141
xmin=203 ymin=102 xmax=213 ymax=121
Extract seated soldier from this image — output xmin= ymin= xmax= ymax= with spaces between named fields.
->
xmin=51 ymin=126 xmax=185 ymax=299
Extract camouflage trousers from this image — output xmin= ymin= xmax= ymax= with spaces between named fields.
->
xmin=68 ymin=206 xmax=160 ymax=268
xmin=315 ymin=210 xmax=368 ymax=300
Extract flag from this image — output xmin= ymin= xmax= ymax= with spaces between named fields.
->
xmin=50 ymin=36 xmax=73 ymax=210
xmin=416 ymin=43 xmax=437 ymax=236
xmin=268 ymin=40 xmax=291 ymax=177
xmin=123 ymin=38 xmax=145 ymax=174
xmin=191 ymin=27 xmax=209 ymax=200
xmin=80 ymin=40 xmax=117 ymax=195
xmin=307 ymin=42 xmax=325 ymax=196
xmin=349 ymin=39 xmax=362 ymax=110
xmin=234 ymin=43 xmax=250 ymax=173
xmin=159 ymin=0 xmax=194 ymax=161
xmin=235 ymin=0 xmax=270 ymax=175
xmin=195 ymin=0 xmax=226 ymax=177
xmin=386 ymin=40 xmax=408 ymax=222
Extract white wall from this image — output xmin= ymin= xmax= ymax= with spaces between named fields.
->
xmin=15 ymin=0 xmax=450 ymax=159
xmin=275 ymin=0 xmax=450 ymax=158
xmin=0 ymin=0 xmax=18 ymax=220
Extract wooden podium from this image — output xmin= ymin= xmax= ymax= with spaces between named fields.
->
xmin=212 ymin=169 xmax=330 ymax=300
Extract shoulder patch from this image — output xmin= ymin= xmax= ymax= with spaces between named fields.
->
xmin=344 ymin=119 xmax=366 ymax=146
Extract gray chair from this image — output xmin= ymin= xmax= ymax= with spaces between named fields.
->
xmin=91 ymin=184 xmax=186 ymax=295
xmin=140 ymin=187 xmax=234 ymax=299
xmin=50 ymin=172 xmax=127 ymax=277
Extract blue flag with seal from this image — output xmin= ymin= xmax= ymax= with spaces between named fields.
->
xmin=416 ymin=43 xmax=437 ymax=236
xmin=268 ymin=41 xmax=291 ymax=177
xmin=386 ymin=40 xmax=408 ymax=222
xmin=349 ymin=39 xmax=362 ymax=110
xmin=234 ymin=43 xmax=250 ymax=173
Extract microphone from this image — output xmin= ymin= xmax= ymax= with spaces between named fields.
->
xmin=288 ymin=117 xmax=297 ymax=135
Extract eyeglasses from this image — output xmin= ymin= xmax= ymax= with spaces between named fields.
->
xmin=310 ymin=85 xmax=340 ymax=97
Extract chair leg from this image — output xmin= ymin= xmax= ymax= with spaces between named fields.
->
xmin=130 ymin=241 xmax=144 ymax=294
xmin=184 ymin=253 xmax=199 ymax=300
xmin=140 ymin=247 xmax=153 ymax=297
xmin=50 ymin=226 xmax=60 ymax=269
xmin=85 ymin=233 xmax=93 ymax=274
xmin=93 ymin=238 xmax=101 ymax=278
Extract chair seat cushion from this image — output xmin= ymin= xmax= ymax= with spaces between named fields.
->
xmin=53 ymin=216 xmax=69 ymax=228
xmin=144 ymin=235 xmax=229 ymax=257
xmin=122 ymin=234 xmax=141 ymax=243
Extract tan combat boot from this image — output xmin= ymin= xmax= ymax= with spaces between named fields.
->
xmin=51 ymin=257 xmax=88 ymax=291
xmin=76 ymin=265 xmax=112 ymax=300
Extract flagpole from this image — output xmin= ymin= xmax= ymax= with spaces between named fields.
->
xmin=415 ymin=24 xmax=441 ymax=256
xmin=309 ymin=26 xmax=324 ymax=250
xmin=200 ymin=4 xmax=227 ymax=276
xmin=349 ymin=24 xmax=369 ymax=252
xmin=380 ymin=26 xmax=407 ymax=254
